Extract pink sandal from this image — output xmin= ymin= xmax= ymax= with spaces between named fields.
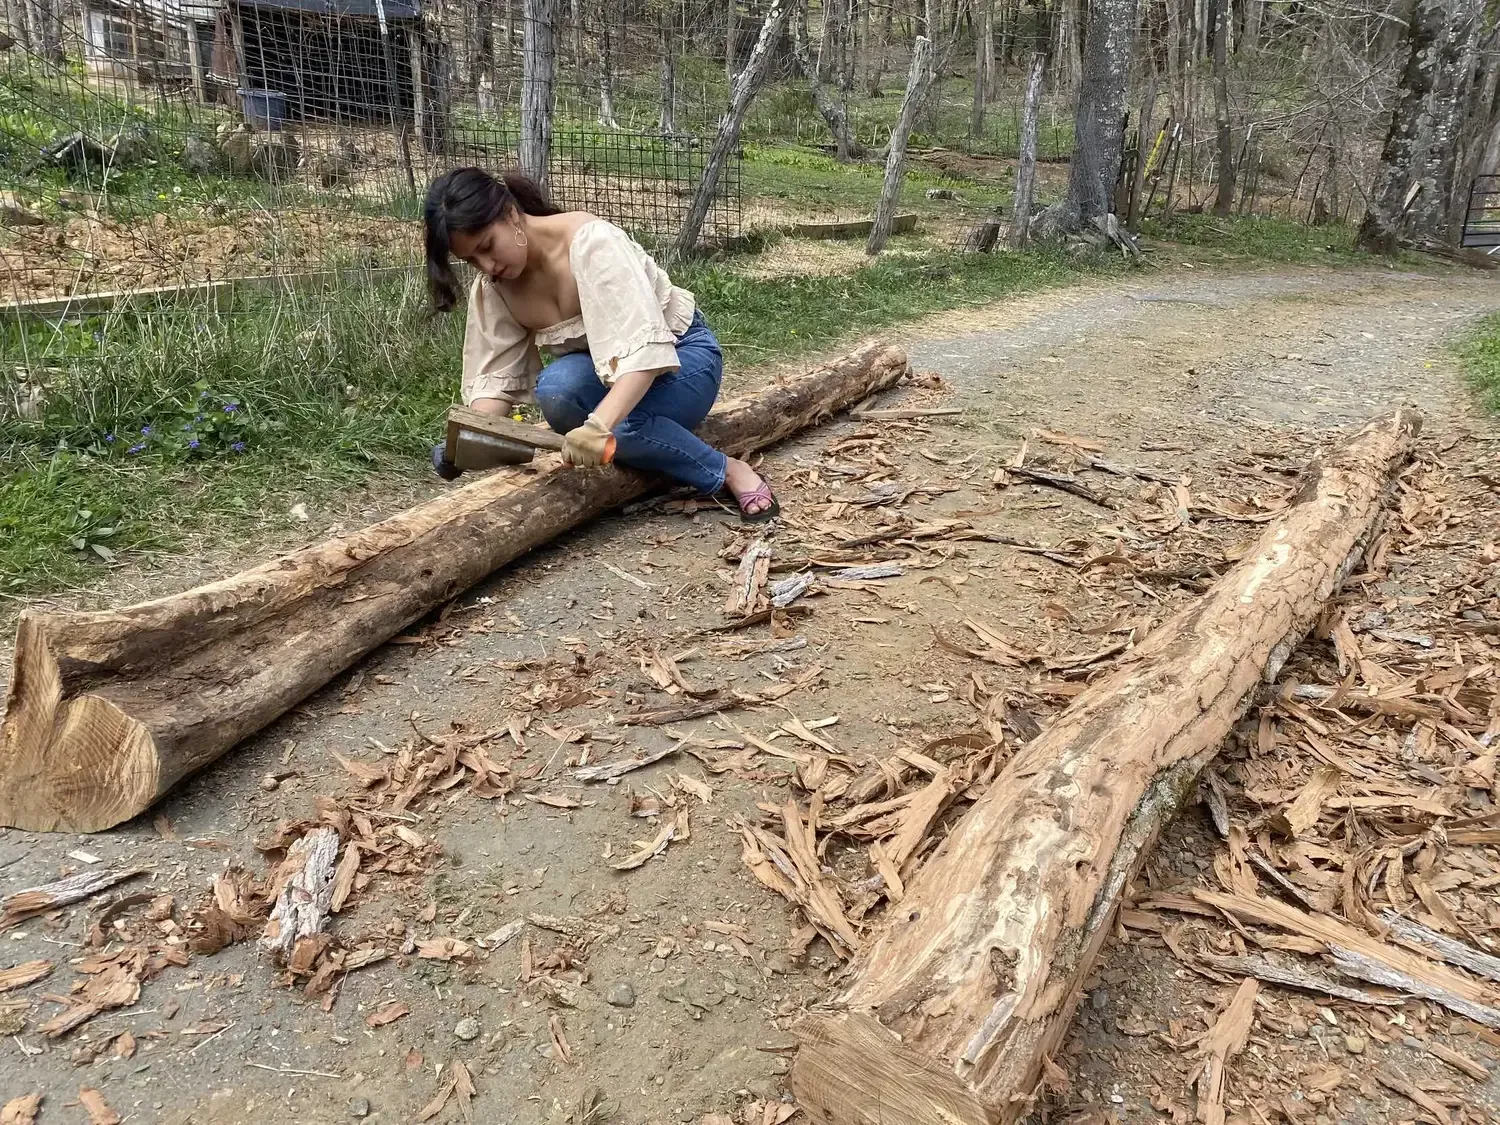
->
xmin=730 ymin=479 xmax=781 ymax=524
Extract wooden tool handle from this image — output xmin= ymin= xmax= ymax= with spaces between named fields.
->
xmin=446 ymin=405 xmax=567 ymax=452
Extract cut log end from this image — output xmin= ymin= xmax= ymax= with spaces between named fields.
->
xmin=0 ymin=615 xmax=159 ymax=833
xmin=792 ymin=1012 xmax=1001 ymax=1125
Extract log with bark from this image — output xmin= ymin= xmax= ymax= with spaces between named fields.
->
xmin=0 ymin=343 xmax=909 ymax=833
xmin=790 ymin=407 xmax=1422 ymax=1125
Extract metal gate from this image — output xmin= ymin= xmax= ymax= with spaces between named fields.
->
xmin=1462 ymin=175 xmax=1500 ymax=250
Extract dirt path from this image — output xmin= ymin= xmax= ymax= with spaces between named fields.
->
xmin=1 ymin=263 xmax=1497 ymax=1125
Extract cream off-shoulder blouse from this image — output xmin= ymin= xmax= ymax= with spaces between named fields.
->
xmin=460 ymin=219 xmax=697 ymax=406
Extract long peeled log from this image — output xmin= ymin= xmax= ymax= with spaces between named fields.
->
xmin=791 ymin=408 xmax=1422 ymax=1125
xmin=1 ymin=342 xmax=910 ymax=833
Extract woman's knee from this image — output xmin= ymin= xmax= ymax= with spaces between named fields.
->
xmin=534 ymin=355 xmax=600 ymax=431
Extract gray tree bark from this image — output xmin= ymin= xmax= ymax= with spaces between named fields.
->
xmin=1009 ymin=50 xmax=1047 ymax=247
xmin=1357 ymin=0 xmax=1473 ymax=251
xmin=519 ymin=0 xmax=556 ymax=190
xmin=1241 ymin=0 xmax=1259 ymax=51
xmin=1423 ymin=2 xmax=1483 ymax=241
xmin=726 ymin=0 xmax=737 ymax=83
xmin=31 ymin=0 xmax=62 ymax=61
xmin=658 ymin=8 xmax=678 ymax=133
xmin=793 ymin=0 xmax=869 ymax=160
xmin=7 ymin=0 xmax=34 ymax=53
xmin=841 ymin=0 xmax=857 ymax=93
xmin=970 ymin=0 xmax=991 ymax=138
xmin=1037 ymin=0 xmax=1139 ymax=234
xmin=1210 ymin=0 xmax=1234 ymax=215
xmin=474 ymin=0 xmax=498 ymax=110
xmin=866 ymin=0 xmax=892 ymax=93
xmin=596 ymin=8 xmax=619 ymax=128
xmin=867 ymin=34 xmax=934 ymax=255
xmin=674 ymin=0 xmax=794 ymax=256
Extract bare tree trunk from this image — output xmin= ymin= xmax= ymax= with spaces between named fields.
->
xmin=1010 ymin=50 xmax=1046 ymax=246
xmin=970 ymin=0 xmax=990 ymax=138
xmin=1058 ymin=0 xmax=1083 ymax=93
xmin=1128 ymin=77 xmax=1158 ymax=230
xmin=1357 ymin=0 xmax=1466 ymax=252
xmin=1421 ymin=1 xmax=1483 ymax=241
xmin=857 ymin=0 xmax=870 ymax=89
xmin=1210 ymin=0 xmax=1234 ymax=215
xmin=793 ymin=0 xmax=869 ymax=160
xmin=726 ymin=0 xmax=738 ymax=82
xmin=841 ymin=0 xmax=857 ymax=92
xmin=867 ymin=0 xmax=892 ymax=92
xmin=1165 ymin=0 xmax=1182 ymax=97
xmin=1038 ymin=0 xmax=1139 ymax=233
xmin=7 ymin=0 xmax=34 ymax=53
xmin=520 ymin=0 xmax=556 ymax=190
xmin=658 ymin=8 xmax=678 ymax=133
xmin=475 ymin=0 xmax=498 ymax=113
xmin=867 ymin=34 xmax=934 ymax=254
xmin=505 ymin=0 xmax=515 ymax=64
xmin=817 ymin=0 xmax=838 ymax=80
xmin=595 ymin=7 xmax=619 ymax=127
xmin=1241 ymin=0 xmax=1258 ymax=50
xmin=31 ymin=0 xmax=62 ymax=62
xmin=674 ymin=0 xmax=795 ymax=256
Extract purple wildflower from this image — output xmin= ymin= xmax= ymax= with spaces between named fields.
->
xmin=224 ymin=403 xmax=239 ymax=414
xmin=140 ymin=425 xmax=152 ymax=436
xmin=231 ymin=441 xmax=247 ymax=453
xmin=104 ymin=433 xmax=115 ymax=443
xmin=188 ymin=439 xmax=200 ymax=450
xmin=127 ymin=442 xmax=146 ymax=454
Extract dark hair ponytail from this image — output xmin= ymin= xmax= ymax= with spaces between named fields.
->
xmin=423 ymin=167 xmax=560 ymax=313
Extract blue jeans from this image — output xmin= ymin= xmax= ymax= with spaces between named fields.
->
xmin=535 ymin=311 xmax=727 ymax=495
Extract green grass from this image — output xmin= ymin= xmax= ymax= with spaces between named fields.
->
xmin=740 ymin=142 xmax=1012 ymax=214
xmin=1 ymin=246 xmax=1102 ymax=595
xmin=1459 ymin=313 xmax=1500 ymax=414
xmin=1141 ymin=213 xmax=1365 ymax=265
xmin=1 ymin=274 xmax=461 ymax=594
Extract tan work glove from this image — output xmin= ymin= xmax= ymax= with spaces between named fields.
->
xmin=560 ymin=414 xmax=617 ymax=467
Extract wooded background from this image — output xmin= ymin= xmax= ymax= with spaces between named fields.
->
xmin=2 ymin=0 xmax=1497 ymax=300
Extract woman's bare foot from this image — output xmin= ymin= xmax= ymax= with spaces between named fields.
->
xmin=724 ymin=457 xmax=774 ymax=517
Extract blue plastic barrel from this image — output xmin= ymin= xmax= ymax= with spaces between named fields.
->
xmin=237 ymin=88 xmax=286 ymax=132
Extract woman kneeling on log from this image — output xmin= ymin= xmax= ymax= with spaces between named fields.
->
xmin=424 ymin=167 xmax=779 ymax=522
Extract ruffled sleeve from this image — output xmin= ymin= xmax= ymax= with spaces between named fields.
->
xmin=461 ymin=274 xmax=542 ymax=405
xmin=571 ymin=221 xmax=681 ymax=384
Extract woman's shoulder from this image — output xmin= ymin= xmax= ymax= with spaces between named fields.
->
xmin=569 ymin=215 xmax=648 ymax=255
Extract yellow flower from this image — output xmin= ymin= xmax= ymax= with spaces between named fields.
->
xmin=512 ymin=413 xmax=524 ymax=422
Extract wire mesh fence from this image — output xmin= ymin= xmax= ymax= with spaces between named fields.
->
xmin=0 ymin=0 xmax=744 ymax=306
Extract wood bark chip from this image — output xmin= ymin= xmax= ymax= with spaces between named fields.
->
xmin=0 ymin=1094 xmax=41 ymax=1125
xmin=1379 ymin=908 xmax=1500 ymax=983
xmin=0 ymin=960 xmax=53 ymax=992
xmin=0 ymin=866 xmax=146 ymax=931
xmin=260 ymin=827 xmax=339 ymax=961
xmin=1267 ymin=765 xmax=1340 ymax=837
xmin=790 ymin=409 xmax=1422 ymax=1125
xmin=1196 ymin=952 xmax=1400 ymax=1006
xmin=1 ymin=343 xmax=907 ymax=832
xmin=1194 ymin=978 xmax=1258 ymax=1125
xmin=77 ymin=1089 xmax=120 ymax=1125
xmin=1198 ymin=889 xmax=1500 ymax=1026
xmin=726 ymin=536 xmax=772 ymax=617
